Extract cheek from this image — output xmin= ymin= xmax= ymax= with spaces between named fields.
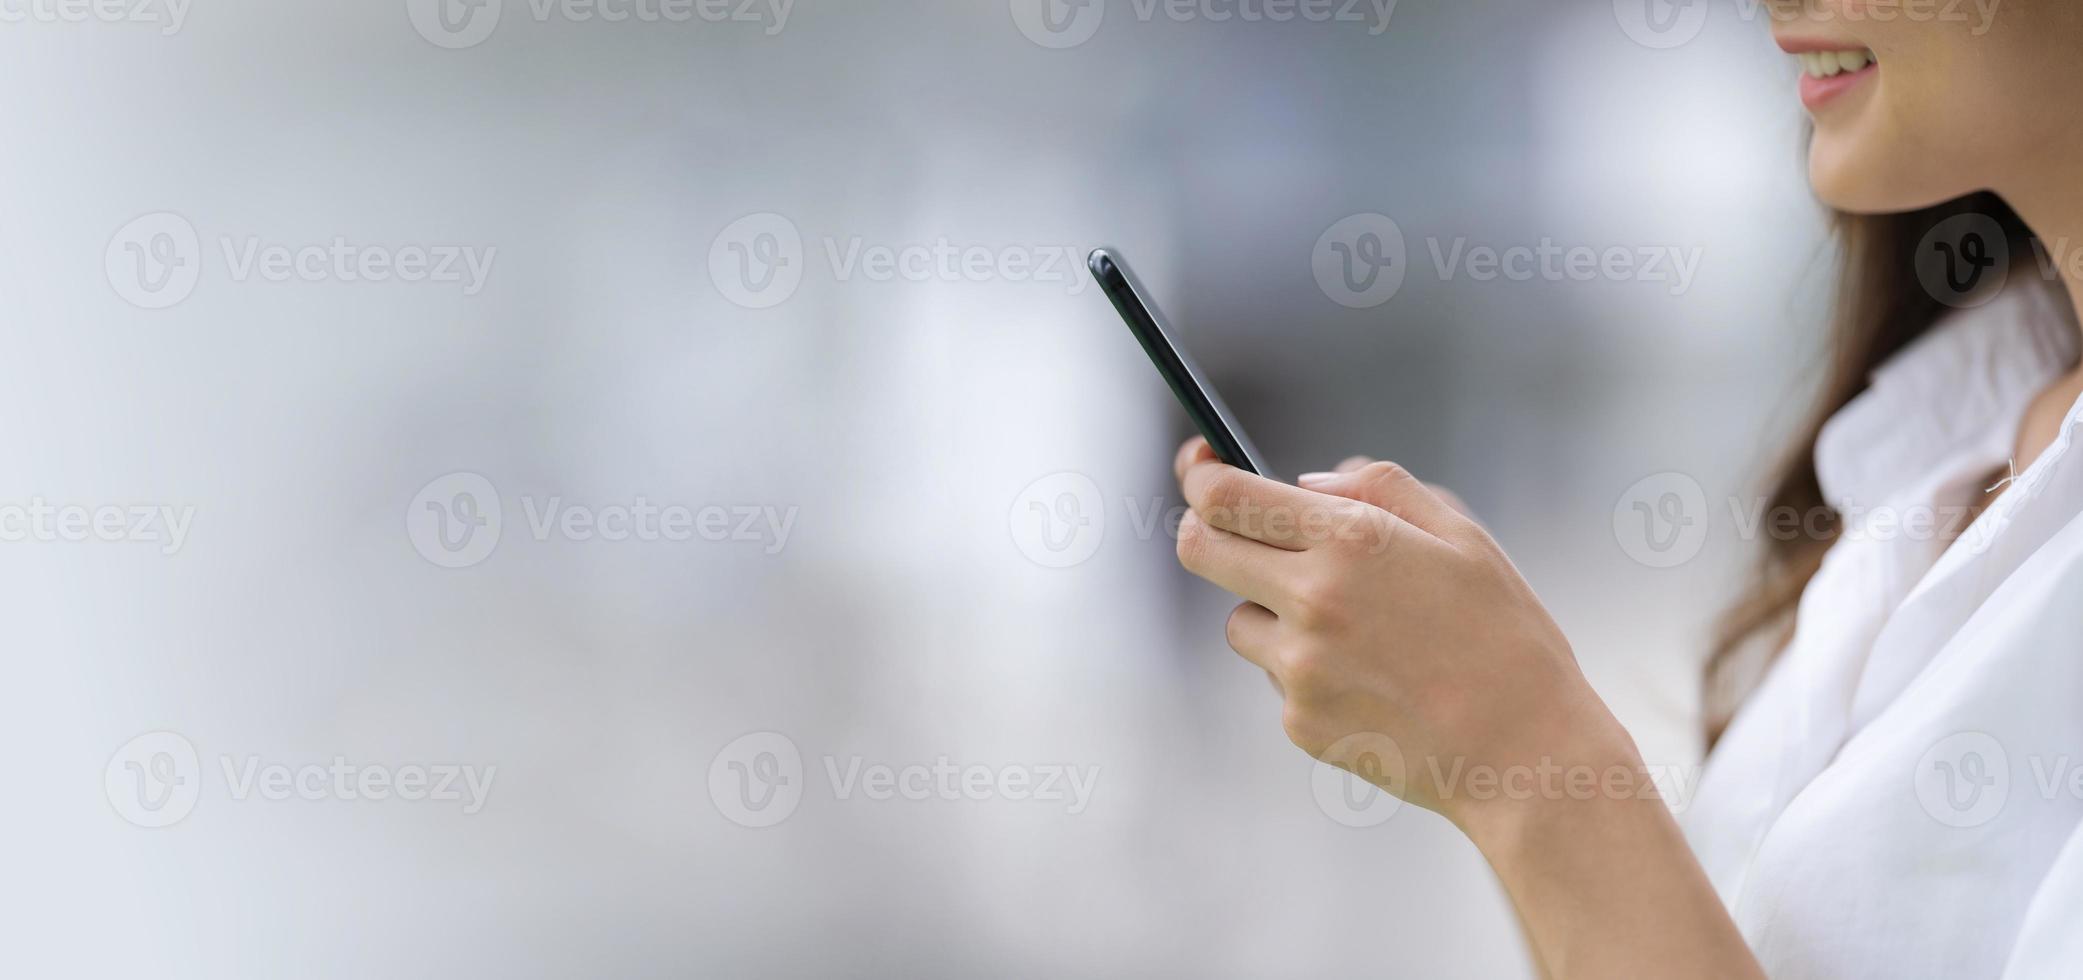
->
xmin=1806 ymin=4 xmax=2083 ymax=214
xmin=1808 ymin=59 xmax=2014 ymax=214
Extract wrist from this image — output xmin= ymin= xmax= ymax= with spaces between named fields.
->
xmin=1444 ymin=709 xmax=1651 ymax=857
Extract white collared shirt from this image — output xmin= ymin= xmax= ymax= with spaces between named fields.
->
xmin=1682 ymin=281 xmax=2083 ymax=979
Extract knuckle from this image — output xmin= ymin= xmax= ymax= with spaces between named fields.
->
xmin=1363 ymin=460 xmax=1415 ymax=487
xmin=1280 ymin=643 xmax=1334 ymax=697
xmin=1279 ymin=700 xmax=1338 ymax=759
xmin=1351 ymin=507 xmax=1403 ymax=554
xmin=1223 ymin=603 xmax=1252 ymax=649
xmin=1175 ymin=512 xmax=1210 ymax=567
xmin=1280 ymin=703 xmax=1317 ymax=754
xmin=1200 ymin=471 xmax=1250 ymax=520
xmin=1322 ymin=502 xmax=1383 ymax=552
xmin=1285 ymin=574 xmax=1346 ymax=630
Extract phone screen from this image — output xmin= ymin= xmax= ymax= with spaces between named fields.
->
xmin=1089 ymin=249 xmax=1275 ymax=479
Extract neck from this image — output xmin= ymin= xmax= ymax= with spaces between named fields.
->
xmin=1998 ymin=179 xmax=2083 ymax=358
xmin=1991 ymin=176 xmax=2083 ymax=468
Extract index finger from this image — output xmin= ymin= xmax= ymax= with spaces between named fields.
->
xmin=1180 ymin=456 xmax=1370 ymax=552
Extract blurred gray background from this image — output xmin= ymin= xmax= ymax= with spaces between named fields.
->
xmin=1 ymin=0 xmax=1829 ymax=976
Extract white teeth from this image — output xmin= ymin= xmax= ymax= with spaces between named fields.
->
xmin=1796 ymin=49 xmax=1874 ymax=78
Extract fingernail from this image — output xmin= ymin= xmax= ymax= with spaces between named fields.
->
xmin=1298 ymin=472 xmax=1336 ymax=487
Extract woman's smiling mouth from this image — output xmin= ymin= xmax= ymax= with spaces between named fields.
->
xmin=1786 ymin=44 xmax=1878 ymax=111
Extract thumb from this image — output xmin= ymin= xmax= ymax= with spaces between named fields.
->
xmin=1299 ymin=462 xmax=1483 ymax=548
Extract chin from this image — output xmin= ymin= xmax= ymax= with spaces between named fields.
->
xmin=1808 ymin=126 xmax=1981 ymax=217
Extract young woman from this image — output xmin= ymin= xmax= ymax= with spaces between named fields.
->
xmin=1168 ymin=2 xmax=2083 ymax=976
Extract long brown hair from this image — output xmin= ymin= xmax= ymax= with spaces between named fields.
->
xmin=1704 ymin=191 xmax=2038 ymax=745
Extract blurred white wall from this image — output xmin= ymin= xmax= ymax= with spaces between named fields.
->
xmin=0 ymin=1 xmax=1825 ymax=976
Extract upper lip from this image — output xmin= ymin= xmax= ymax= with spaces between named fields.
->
xmin=1774 ymin=35 xmax=1871 ymax=54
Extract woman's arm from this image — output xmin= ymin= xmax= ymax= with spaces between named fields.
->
xmin=1169 ymin=438 xmax=1761 ymax=979
xmin=1459 ymin=740 xmax=1760 ymax=978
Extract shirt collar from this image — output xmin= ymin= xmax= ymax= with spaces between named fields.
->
xmin=1814 ymin=280 xmax=2080 ymax=511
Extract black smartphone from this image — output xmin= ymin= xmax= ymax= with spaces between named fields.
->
xmin=1089 ymin=248 xmax=1276 ymax=479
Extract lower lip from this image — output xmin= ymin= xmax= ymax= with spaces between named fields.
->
xmin=1799 ymin=63 xmax=1877 ymax=110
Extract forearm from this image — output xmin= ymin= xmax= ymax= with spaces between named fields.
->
xmin=1455 ymin=740 xmax=1762 ymax=980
